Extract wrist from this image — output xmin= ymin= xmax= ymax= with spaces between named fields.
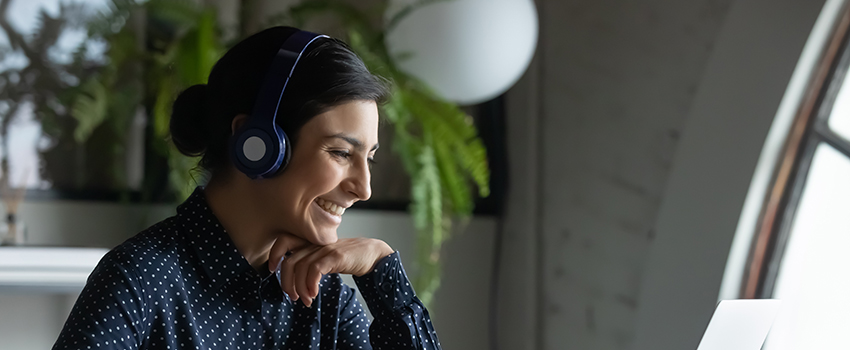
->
xmin=355 ymin=241 xmax=394 ymax=277
xmin=377 ymin=240 xmax=394 ymax=257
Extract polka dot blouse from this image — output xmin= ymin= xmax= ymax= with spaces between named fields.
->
xmin=53 ymin=188 xmax=442 ymax=349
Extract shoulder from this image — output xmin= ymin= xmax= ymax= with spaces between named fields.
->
xmin=99 ymin=216 xmax=188 ymax=278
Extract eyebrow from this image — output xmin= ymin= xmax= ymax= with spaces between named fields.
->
xmin=328 ymin=133 xmax=379 ymax=152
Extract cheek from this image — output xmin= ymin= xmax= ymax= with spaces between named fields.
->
xmin=313 ymin=167 xmax=343 ymax=191
xmin=277 ymin=158 xmax=343 ymax=205
xmin=301 ymin=158 xmax=344 ymax=192
xmin=256 ymin=181 xmax=296 ymax=214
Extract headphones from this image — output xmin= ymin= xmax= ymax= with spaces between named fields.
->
xmin=230 ymin=30 xmax=329 ymax=179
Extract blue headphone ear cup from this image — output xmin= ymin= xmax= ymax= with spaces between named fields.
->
xmin=231 ymin=126 xmax=271 ymax=178
xmin=274 ymin=123 xmax=292 ymax=174
xmin=229 ymin=117 xmax=290 ymax=178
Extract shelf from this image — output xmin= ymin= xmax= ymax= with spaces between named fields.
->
xmin=0 ymin=246 xmax=108 ymax=293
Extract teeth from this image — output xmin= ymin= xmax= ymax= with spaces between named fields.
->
xmin=316 ymin=198 xmax=345 ymax=216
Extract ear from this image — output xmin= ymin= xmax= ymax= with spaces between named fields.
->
xmin=231 ymin=114 xmax=249 ymax=136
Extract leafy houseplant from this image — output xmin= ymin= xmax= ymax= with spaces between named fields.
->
xmin=73 ymin=0 xmax=223 ymax=201
xmin=75 ymin=0 xmax=490 ymax=306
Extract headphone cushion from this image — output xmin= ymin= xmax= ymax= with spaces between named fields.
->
xmin=232 ymin=125 xmax=284 ymax=178
xmin=273 ymin=123 xmax=291 ymax=173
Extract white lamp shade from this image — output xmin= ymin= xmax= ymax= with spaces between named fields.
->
xmin=385 ymin=0 xmax=538 ymax=105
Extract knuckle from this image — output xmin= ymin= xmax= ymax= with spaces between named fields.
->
xmin=308 ymin=264 xmax=322 ymax=277
xmin=295 ymin=258 xmax=310 ymax=272
xmin=327 ymin=249 xmax=344 ymax=260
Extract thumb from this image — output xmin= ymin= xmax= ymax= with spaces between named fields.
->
xmin=268 ymin=233 xmax=310 ymax=273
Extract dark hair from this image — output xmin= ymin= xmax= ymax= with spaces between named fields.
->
xmin=169 ymin=26 xmax=391 ymax=174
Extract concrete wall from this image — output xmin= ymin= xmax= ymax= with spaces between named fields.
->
xmin=496 ymin=1 xmax=735 ymax=349
xmin=497 ymin=0 xmax=833 ymax=350
xmin=632 ymin=1 xmax=832 ymax=349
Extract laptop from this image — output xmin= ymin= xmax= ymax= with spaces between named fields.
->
xmin=696 ymin=299 xmax=781 ymax=350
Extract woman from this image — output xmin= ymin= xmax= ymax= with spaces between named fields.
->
xmin=53 ymin=26 xmax=441 ymax=350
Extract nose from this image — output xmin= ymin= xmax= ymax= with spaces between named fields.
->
xmin=344 ymin=157 xmax=372 ymax=201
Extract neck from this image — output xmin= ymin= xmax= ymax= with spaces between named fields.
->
xmin=204 ymin=172 xmax=276 ymax=272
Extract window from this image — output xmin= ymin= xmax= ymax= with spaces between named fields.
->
xmin=743 ymin=5 xmax=850 ymax=349
xmin=0 ymin=0 xmax=111 ymax=197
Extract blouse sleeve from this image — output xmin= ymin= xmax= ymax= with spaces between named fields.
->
xmin=335 ymin=284 xmax=372 ymax=350
xmin=52 ymin=249 xmax=148 ymax=349
xmin=352 ymin=251 xmax=442 ymax=350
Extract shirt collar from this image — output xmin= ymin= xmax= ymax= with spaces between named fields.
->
xmin=178 ymin=187 xmax=254 ymax=289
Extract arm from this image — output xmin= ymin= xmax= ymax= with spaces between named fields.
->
xmin=52 ymin=249 xmax=148 ymax=349
xmin=353 ymin=252 xmax=442 ymax=350
xmin=268 ymin=236 xmax=442 ymax=349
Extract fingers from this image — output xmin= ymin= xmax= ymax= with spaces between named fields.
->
xmin=279 ymin=246 xmax=315 ymax=305
xmin=293 ymin=257 xmax=314 ymax=307
xmin=268 ymin=233 xmax=310 ymax=273
xmin=293 ymin=249 xmax=336 ymax=308
xmin=292 ymin=254 xmax=313 ymax=307
xmin=305 ymin=251 xmax=335 ymax=297
xmin=280 ymin=246 xmax=327 ymax=307
xmin=279 ymin=246 xmax=337 ymax=308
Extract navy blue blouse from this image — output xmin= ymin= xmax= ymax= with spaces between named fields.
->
xmin=53 ymin=188 xmax=441 ymax=349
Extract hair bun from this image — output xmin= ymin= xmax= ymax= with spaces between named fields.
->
xmin=170 ymin=84 xmax=210 ymax=156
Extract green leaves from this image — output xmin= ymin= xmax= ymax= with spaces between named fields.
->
xmin=70 ymin=78 xmax=109 ymax=144
xmin=142 ymin=4 xmax=222 ymax=200
xmin=172 ymin=8 xmax=220 ymax=86
xmin=67 ymin=0 xmax=222 ymax=200
xmin=410 ymin=143 xmax=442 ymax=304
xmin=391 ymin=83 xmax=489 ymax=306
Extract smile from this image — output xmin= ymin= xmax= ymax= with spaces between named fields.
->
xmin=315 ymin=198 xmax=345 ymax=216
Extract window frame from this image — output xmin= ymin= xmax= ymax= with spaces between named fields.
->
xmin=743 ymin=3 xmax=850 ymax=299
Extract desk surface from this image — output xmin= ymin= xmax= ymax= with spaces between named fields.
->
xmin=0 ymin=246 xmax=108 ymax=293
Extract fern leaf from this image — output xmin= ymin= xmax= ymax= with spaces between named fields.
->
xmin=152 ymin=78 xmax=174 ymax=144
xmin=70 ymin=78 xmax=109 ymax=143
xmin=433 ymin=135 xmax=472 ymax=215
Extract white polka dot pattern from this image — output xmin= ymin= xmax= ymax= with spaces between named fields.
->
xmin=52 ymin=188 xmax=442 ymax=350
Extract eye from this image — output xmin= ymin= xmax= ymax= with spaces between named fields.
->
xmin=329 ymin=150 xmax=350 ymax=159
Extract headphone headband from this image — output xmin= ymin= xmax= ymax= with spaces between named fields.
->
xmin=253 ymin=31 xmax=329 ymax=128
xmin=231 ymin=30 xmax=330 ymax=179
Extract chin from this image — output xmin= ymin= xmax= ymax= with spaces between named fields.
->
xmin=312 ymin=231 xmax=339 ymax=246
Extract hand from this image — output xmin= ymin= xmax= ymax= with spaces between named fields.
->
xmin=268 ymin=233 xmax=394 ymax=307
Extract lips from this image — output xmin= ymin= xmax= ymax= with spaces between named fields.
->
xmin=315 ymin=197 xmax=345 ymax=216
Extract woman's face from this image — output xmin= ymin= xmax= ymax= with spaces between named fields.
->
xmin=259 ymin=100 xmax=379 ymax=245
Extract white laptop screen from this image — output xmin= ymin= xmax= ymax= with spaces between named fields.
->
xmin=696 ymin=299 xmax=781 ymax=350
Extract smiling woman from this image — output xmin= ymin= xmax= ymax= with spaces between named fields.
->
xmin=52 ymin=26 xmax=442 ymax=350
